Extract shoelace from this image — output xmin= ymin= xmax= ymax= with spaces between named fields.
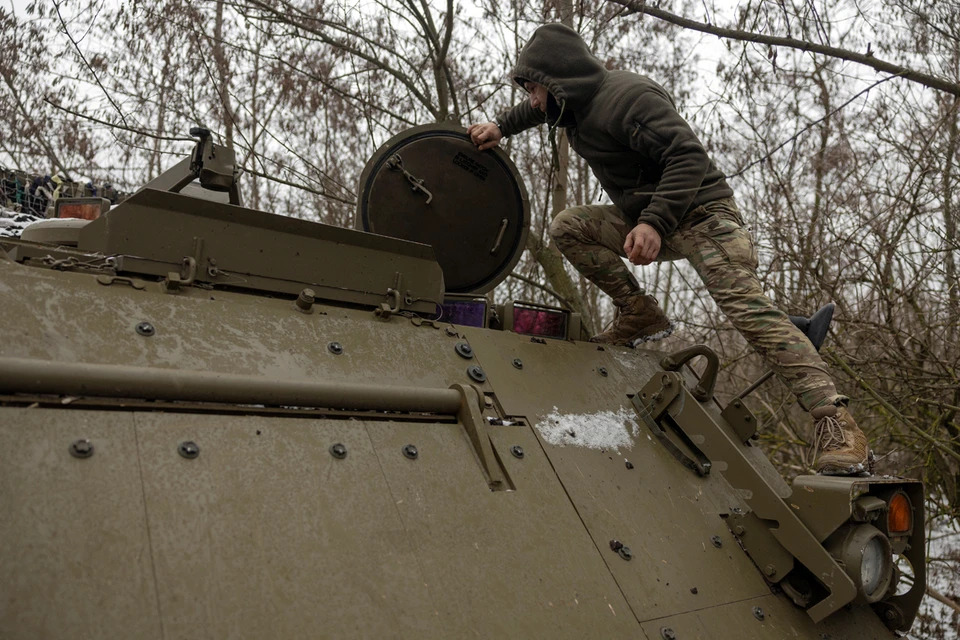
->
xmin=814 ymin=414 xmax=847 ymax=458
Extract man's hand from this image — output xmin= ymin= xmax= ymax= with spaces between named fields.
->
xmin=467 ymin=122 xmax=503 ymax=151
xmin=624 ymin=223 xmax=661 ymax=265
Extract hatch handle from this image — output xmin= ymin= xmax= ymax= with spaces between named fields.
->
xmin=386 ymin=154 xmax=433 ymax=204
xmin=659 ymin=344 xmax=719 ymax=402
xmin=489 ymin=218 xmax=508 ymax=254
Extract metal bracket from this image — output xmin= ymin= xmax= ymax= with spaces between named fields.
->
xmin=162 ymin=256 xmax=198 ymax=293
xmin=720 ymin=398 xmax=758 ymax=443
xmin=635 ymin=370 xmax=857 ymax=623
xmin=375 ymin=273 xmax=405 ymax=319
xmin=632 ymin=383 xmax=711 ymax=477
xmin=451 ymin=383 xmax=504 ymax=490
xmin=96 ymin=275 xmax=146 ymax=290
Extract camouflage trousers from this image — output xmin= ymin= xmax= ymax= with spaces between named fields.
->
xmin=550 ymin=197 xmax=845 ymax=411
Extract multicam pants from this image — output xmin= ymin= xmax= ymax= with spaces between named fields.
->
xmin=550 ymin=197 xmax=845 ymax=411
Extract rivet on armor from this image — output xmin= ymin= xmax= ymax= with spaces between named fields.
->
xmin=178 ymin=441 xmax=200 ymax=459
xmin=467 ymin=365 xmax=486 ymax=383
xmin=69 ymin=439 xmax=94 ymax=459
xmin=135 ymin=322 xmax=155 ymax=337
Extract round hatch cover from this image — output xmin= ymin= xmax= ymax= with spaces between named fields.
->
xmin=357 ymin=123 xmax=530 ymax=294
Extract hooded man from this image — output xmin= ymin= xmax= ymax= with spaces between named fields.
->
xmin=467 ymin=23 xmax=870 ymax=476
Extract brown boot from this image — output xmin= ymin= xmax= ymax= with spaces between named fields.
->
xmin=589 ymin=294 xmax=673 ymax=346
xmin=811 ymin=404 xmax=870 ymax=475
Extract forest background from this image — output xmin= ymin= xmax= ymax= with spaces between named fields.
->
xmin=1 ymin=0 xmax=958 ymax=635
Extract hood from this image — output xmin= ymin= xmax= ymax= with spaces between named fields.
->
xmin=512 ymin=24 xmax=608 ymax=124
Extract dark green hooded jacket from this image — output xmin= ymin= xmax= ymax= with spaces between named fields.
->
xmin=497 ymin=24 xmax=733 ymax=239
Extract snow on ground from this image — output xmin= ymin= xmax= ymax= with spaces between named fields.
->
xmin=536 ymin=406 xmax=639 ymax=451
xmin=912 ymin=518 xmax=960 ymax=640
xmin=0 ymin=205 xmax=42 ymax=238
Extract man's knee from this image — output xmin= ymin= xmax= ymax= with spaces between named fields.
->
xmin=549 ymin=208 xmax=582 ymax=243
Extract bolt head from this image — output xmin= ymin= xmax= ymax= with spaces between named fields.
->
xmin=625 ymin=460 xmax=634 ymax=470
xmin=764 ymin=564 xmax=777 ymax=577
xmin=733 ymin=526 xmax=746 ymax=536
xmin=296 ymin=288 xmax=316 ymax=311
xmin=660 ymin=627 xmax=676 ymax=640
xmin=69 ymin=439 xmax=94 ymax=458
xmin=330 ymin=443 xmax=347 ymax=459
xmin=467 ymin=365 xmax=486 ymax=383
xmin=711 ymin=535 xmax=723 ymax=548
xmin=328 ymin=342 xmax=343 ymax=355
xmin=402 ymin=444 xmax=419 ymax=460
xmin=512 ymin=358 xmax=523 ymax=370
xmin=178 ymin=441 xmax=200 ymax=459
xmin=618 ymin=546 xmax=633 ymax=561
xmin=752 ymin=606 xmax=765 ymax=621
xmin=510 ymin=445 xmax=524 ymax=459
xmin=455 ymin=342 xmax=474 ymax=359
xmin=135 ymin=322 xmax=155 ymax=337
xmin=598 ymin=367 xmax=608 ymax=377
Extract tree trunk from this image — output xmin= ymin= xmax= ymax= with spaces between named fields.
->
xmin=528 ymin=0 xmax=595 ymax=337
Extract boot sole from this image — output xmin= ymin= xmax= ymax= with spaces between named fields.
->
xmin=629 ymin=323 xmax=675 ymax=347
xmin=816 ymin=462 xmax=870 ymax=476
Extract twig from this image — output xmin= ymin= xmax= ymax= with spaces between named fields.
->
xmin=52 ymin=0 xmax=133 ymax=126
xmin=507 ymin=272 xmax=574 ymax=309
xmin=606 ymin=0 xmax=960 ymax=96
xmin=43 ymin=99 xmax=192 ymax=142
xmin=728 ymin=76 xmax=897 ymax=179
xmin=241 ymin=166 xmax=356 ymax=206
xmin=827 ymin=349 xmax=960 ymax=464
xmin=926 ymin=584 xmax=960 ymax=616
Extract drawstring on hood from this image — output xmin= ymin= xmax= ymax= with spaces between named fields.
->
xmin=547 ymin=99 xmax=567 ymax=171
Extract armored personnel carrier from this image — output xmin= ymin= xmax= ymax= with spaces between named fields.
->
xmin=0 ymin=126 xmax=925 ymax=638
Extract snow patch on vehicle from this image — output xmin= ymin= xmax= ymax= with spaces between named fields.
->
xmin=536 ymin=406 xmax=639 ymax=451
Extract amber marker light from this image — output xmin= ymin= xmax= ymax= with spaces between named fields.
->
xmin=888 ymin=492 xmax=912 ymax=534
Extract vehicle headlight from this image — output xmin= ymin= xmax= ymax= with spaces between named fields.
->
xmin=826 ymin=524 xmax=893 ymax=604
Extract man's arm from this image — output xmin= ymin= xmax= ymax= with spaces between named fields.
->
xmin=468 ymin=101 xmax=546 ymax=150
xmin=496 ymin=100 xmax=546 ymax=137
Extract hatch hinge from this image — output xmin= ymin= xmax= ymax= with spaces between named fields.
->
xmin=633 ymin=370 xmax=857 ymax=623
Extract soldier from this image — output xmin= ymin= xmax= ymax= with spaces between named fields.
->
xmin=468 ymin=23 xmax=869 ymax=476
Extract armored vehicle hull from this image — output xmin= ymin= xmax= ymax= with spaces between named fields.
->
xmin=0 ymin=129 xmax=923 ymax=639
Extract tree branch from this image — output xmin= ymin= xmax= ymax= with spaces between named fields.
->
xmin=605 ymin=0 xmax=960 ymax=96
xmin=926 ymin=584 xmax=960 ymax=616
xmin=827 ymin=349 xmax=960 ymax=464
xmin=507 ymin=271 xmax=574 ymax=309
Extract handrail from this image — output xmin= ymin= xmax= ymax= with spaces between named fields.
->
xmin=659 ymin=344 xmax=719 ymax=401
xmin=0 ymin=357 xmax=463 ymax=414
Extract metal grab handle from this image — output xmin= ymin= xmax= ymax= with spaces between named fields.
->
xmin=659 ymin=344 xmax=719 ymax=402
